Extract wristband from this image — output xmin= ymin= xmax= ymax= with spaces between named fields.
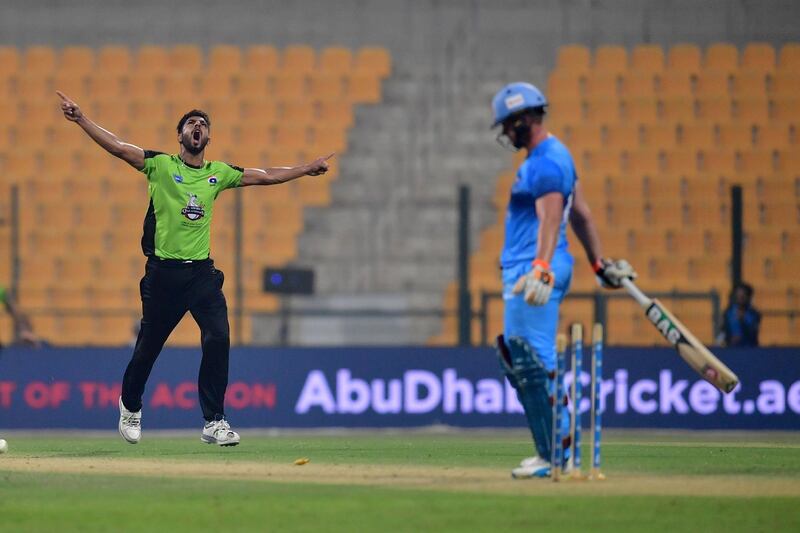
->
xmin=532 ymin=259 xmax=550 ymax=270
xmin=592 ymin=259 xmax=604 ymax=274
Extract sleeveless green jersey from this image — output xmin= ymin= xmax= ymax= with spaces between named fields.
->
xmin=140 ymin=151 xmax=243 ymax=260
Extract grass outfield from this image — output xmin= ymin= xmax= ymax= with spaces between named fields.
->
xmin=0 ymin=430 xmax=799 ymax=532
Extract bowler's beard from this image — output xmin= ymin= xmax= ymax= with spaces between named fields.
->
xmin=181 ymin=133 xmax=209 ymax=155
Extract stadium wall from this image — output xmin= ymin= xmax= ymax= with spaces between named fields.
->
xmin=1 ymin=346 xmax=798 ymax=430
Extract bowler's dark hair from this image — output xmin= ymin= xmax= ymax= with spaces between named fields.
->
xmin=176 ymin=109 xmax=211 ymax=134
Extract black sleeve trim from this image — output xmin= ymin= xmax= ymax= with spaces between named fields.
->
xmin=143 ymin=150 xmax=167 ymax=159
xmin=225 ymin=162 xmax=244 ymax=173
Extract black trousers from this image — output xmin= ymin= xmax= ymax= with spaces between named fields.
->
xmin=122 ymin=257 xmax=230 ymax=421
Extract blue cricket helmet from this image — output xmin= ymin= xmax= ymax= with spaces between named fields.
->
xmin=491 ymin=82 xmax=548 ymax=127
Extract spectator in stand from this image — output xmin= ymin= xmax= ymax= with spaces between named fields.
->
xmin=722 ymin=282 xmax=761 ymax=347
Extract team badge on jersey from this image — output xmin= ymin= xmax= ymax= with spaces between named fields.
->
xmin=208 ymin=176 xmax=218 ymax=186
xmin=173 ymin=174 xmax=184 ymax=183
xmin=180 ymin=193 xmax=205 ymax=221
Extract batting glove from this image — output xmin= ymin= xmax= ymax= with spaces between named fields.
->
xmin=593 ymin=258 xmax=637 ymax=289
xmin=512 ymin=259 xmax=555 ymax=306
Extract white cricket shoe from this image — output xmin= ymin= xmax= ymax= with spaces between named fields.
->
xmin=511 ymin=456 xmax=551 ymax=479
xmin=201 ymin=418 xmax=240 ymax=447
xmin=118 ymin=397 xmax=141 ymax=444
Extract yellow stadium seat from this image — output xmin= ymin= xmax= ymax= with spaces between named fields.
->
xmin=41 ymin=150 xmax=78 ymax=177
xmin=776 ymin=149 xmax=800 ymax=173
xmin=6 ymin=150 xmax=38 ymax=177
xmin=771 ymin=71 xmax=800 ymax=97
xmin=704 ymin=43 xmax=739 ymax=73
xmin=346 ymin=73 xmax=382 ymax=104
xmin=14 ymin=72 xmax=50 ymax=103
xmin=696 ymin=96 xmax=731 ymax=121
xmin=354 ymin=46 xmax=391 ymax=78
xmin=605 ymin=123 xmax=640 ymax=150
xmin=741 ymin=42 xmax=776 ymax=73
xmin=584 ymin=72 xmax=619 ymax=98
xmin=123 ymin=122 xmax=166 ymax=150
xmin=568 ymin=123 xmax=603 ymax=150
xmin=59 ymin=46 xmax=94 ymax=75
xmin=309 ymin=124 xmax=347 ymax=153
xmin=556 ymin=45 xmax=591 ymax=73
xmin=128 ymin=76 xmax=161 ymax=100
xmin=547 ymin=99 xmax=583 ymax=124
xmin=160 ymin=72 xmax=199 ymax=104
xmin=694 ymin=70 xmax=730 ymax=97
xmin=678 ymin=122 xmax=715 ymax=149
xmin=547 ymin=72 xmax=583 ymax=100
xmin=320 ymin=46 xmax=353 ymax=75
xmin=273 ymin=73 xmax=308 ymax=101
xmin=668 ymin=44 xmax=702 ymax=73
xmin=771 ymin=95 xmax=800 ymax=121
xmin=296 ymin=175 xmax=333 ymax=206
xmin=23 ymin=45 xmax=56 ymax=72
xmin=621 ymin=97 xmax=658 ymax=123
xmin=755 ymin=123 xmax=791 ymax=150
xmin=23 ymin=100 xmax=62 ymax=125
xmin=593 ymin=45 xmax=628 ymax=74
xmin=203 ymin=99 xmax=240 ymax=125
xmin=738 ymin=149 xmax=775 ymax=175
xmin=279 ymin=100 xmax=314 ymax=124
xmin=660 ymin=96 xmax=696 ymax=123
xmin=658 ymin=71 xmax=693 ymax=97
xmin=717 ymin=123 xmax=753 ymax=150
xmin=662 ymin=148 xmax=698 ymax=174
xmin=135 ymin=45 xmax=170 ymax=74
xmin=245 ymin=45 xmax=279 ymax=73
xmin=583 ymin=149 xmax=622 ymax=175
xmin=0 ymin=46 xmax=20 ymax=76
xmin=97 ymin=45 xmax=131 ymax=74
xmin=641 ymin=123 xmax=677 ymax=149
xmin=631 ymin=44 xmax=664 ymax=74
xmin=734 ymin=96 xmax=770 ymax=125
xmin=584 ymin=96 xmax=619 ymax=124
xmin=236 ymin=73 xmax=271 ymax=99
xmin=91 ymin=98 xmax=130 ymax=124
xmin=198 ymin=72 xmax=234 ymax=100
xmin=87 ymin=72 xmax=127 ymax=99
xmin=208 ymin=45 xmax=242 ymax=75
xmin=778 ymin=43 xmax=800 ymax=71
xmin=621 ymin=71 xmax=656 ymax=98
xmin=699 ymin=148 xmax=737 ymax=175
xmin=309 ymin=73 xmax=345 ymax=102
xmin=273 ymin=124 xmax=309 ymax=150
xmin=624 ymin=149 xmax=661 ymax=176
xmin=282 ymin=45 xmax=316 ymax=74
xmin=731 ymin=69 xmax=767 ymax=97
xmin=241 ymin=99 xmax=277 ymax=124
xmin=170 ymin=44 xmax=203 ymax=73
xmin=129 ymin=98 xmax=169 ymax=122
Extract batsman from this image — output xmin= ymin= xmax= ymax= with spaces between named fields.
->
xmin=491 ymin=83 xmax=636 ymax=478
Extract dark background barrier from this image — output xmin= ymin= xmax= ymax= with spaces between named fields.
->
xmin=0 ymin=346 xmax=798 ymax=430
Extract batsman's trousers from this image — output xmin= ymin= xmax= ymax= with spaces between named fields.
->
xmin=122 ymin=257 xmax=230 ymax=421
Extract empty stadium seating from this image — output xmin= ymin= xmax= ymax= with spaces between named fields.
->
xmin=0 ymin=44 xmax=389 ymax=346
xmin=432 ymin=42 xmax=799 ymax=346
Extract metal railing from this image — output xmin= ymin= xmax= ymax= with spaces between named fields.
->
xmin=476 ymin=289 xmax=722 ymax=347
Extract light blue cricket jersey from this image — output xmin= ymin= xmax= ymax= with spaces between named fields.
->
xmin=500 ymin=136 xmax=577 ymax=269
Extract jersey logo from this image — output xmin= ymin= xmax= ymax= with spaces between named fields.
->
xmin=208 ymin=176 xmax=218 ymax=186
xmin=180 ymin=193 xmax=205 ymax=221
xmin=173 ymin=174 xmax=184 ymax=183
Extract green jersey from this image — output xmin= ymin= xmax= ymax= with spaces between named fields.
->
xmin=0 ymin=285 xmax=6 ymax=305
xmin=140 ymin=152 xmax=243 ymax=260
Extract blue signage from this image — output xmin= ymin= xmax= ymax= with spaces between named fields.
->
xmin=0 ymin=346 xmax=797 ymax=430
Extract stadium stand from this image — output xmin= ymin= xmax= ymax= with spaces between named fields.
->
xmin=0 ymin=44 xmax=387 ymax=346
xmin=432 ymin=42 xmax=799 ymax=346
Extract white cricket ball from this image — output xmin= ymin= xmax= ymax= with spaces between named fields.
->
xmin=0 ymin=439 xmax=8 ymax=454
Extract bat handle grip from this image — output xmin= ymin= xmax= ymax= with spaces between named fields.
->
xmin=621 ymin=277 xmax=652 ymax=308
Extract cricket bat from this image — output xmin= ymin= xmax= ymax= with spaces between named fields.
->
xmin=621 ymin=278 xmax=739 ymax=394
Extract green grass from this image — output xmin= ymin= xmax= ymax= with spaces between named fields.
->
xmin=1 ymin=431 xmax=799 ymax=532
